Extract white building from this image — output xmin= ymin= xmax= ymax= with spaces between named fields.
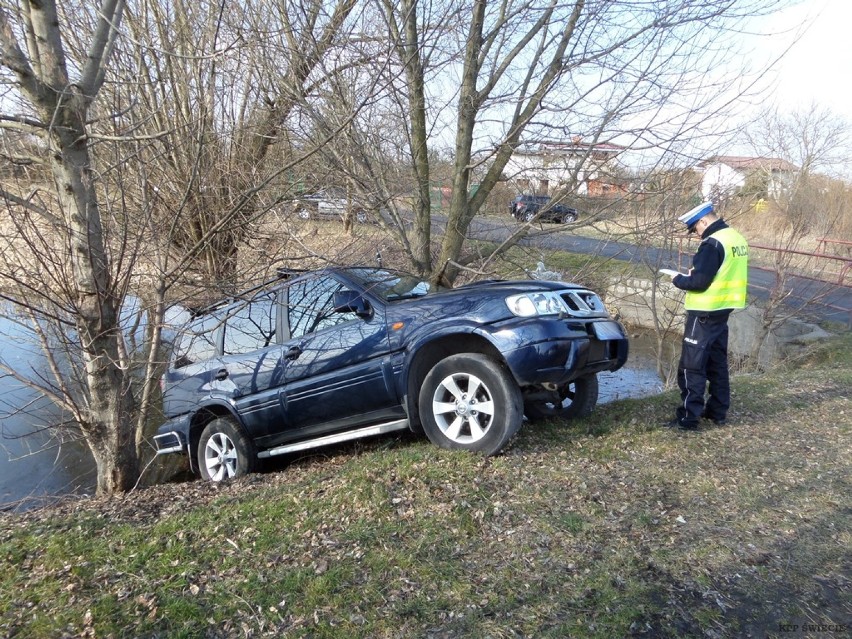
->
xmin=503 ymin=139 xmax=624 ymax=196
xmin=697 ymin=156 xmax=798 ymax=200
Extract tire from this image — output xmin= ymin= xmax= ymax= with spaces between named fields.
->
xmin=562 ymin=213 xmax=577 ymax=223
xmin=297 ymin=208 xmax=311 ymax=220
xmin=418 ymin=353 xmax=523 ymax=456
xmin=524 ymin=374 xmax=598 ymax=422
xmin=523 ymin=211 xmax=536 ymax=223
xmin=197 ymin=417 xmax=256 ymax=481
xmin=355 ymin=210 xmax=368 ymax=223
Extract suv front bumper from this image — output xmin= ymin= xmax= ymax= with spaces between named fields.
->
xmin=491 ymin=317 xmax=628 ymax=386
xmin=153 ymin=414 xmax=191 ymax=456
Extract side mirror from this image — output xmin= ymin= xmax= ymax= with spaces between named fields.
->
xmin=333 ymin=290 xmax=372 ymax=318
xmin=173 ymin=354 xmax=192 ymax=369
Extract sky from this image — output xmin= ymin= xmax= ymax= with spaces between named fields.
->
xmin=678 ymin=0 xmax=852 ymax=175
xmin=761 ymin=0 xmax=852 ymax=122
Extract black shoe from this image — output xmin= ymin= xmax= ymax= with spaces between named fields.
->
xmin=701 ymin=414 xmax=727 ymax=426
xmin=663 ymin=418 xmax=699 ymax=431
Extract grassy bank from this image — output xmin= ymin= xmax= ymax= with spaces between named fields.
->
xmin=1 ymin=336 xmax=850 ymax=638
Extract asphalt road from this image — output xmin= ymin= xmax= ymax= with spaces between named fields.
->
xmin=466 ymin=216 xmax=852 ymax=327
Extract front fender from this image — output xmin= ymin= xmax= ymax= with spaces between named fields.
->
xmin=155 ymin=398 xmax=244 ymax=472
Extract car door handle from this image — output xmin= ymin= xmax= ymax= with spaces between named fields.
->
xmin=285 ymin=346 xmax=302 ymax=360
xmin=214 ymin=368 xmax=229 ymax=381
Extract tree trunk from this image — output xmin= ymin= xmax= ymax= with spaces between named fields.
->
xmin=431 ymin=0 xmax=486 ymax=286
xmin=399 ymin=0 xmax=433 ymax=275
xmin=50 ymin=93 xmax=139 ymax=494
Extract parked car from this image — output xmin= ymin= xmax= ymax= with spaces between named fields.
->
xmin=510 ymin=194 xmax=578 ymax=224
xmin=297 ymin=191 xmax=368 ymax=223
xmin=154 ymin=267 xmax=628 ymax=481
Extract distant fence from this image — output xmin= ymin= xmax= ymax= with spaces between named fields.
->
xmin=673 ymin=235 xmax=852 ymax=327
xmin=674 ymin=235 xmax=852 ymax=287
xmin=816 ymin=238 xmax=852 ymax=259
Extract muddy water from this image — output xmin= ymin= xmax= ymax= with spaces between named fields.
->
xmin=599 ymin=331 xmax=667 ymax=403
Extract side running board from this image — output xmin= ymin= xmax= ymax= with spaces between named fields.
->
xmin=257 ymin=419 xmax=409 ymax=459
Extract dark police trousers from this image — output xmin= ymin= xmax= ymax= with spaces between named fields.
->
xmin=676 ymin=311 xmax=731 ymax=427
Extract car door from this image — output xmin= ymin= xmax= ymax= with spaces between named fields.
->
xmin=163 ymin=312 xmax=225 ymax=418
xmin=218 ymin=292 xmax=288 ymax=438
xmin=267 ymin=273 xmax=400 ymax=445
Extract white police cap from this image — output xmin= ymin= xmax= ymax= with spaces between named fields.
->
xmin=677 ymin=201 xmax=713 ymax=231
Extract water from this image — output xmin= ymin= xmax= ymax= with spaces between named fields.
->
xmin=0 ymin=315 xmax=96 ymax=511
xmin=599 ymin=330 xmax=668 ymax=403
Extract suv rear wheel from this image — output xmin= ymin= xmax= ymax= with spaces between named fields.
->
xmin=419 ymin=353 xmax=522 ymax=456
xmin=524 ymin=374 xmax=598 ymax=422
xmin=198 ymin=417 xmax=256 ymax=481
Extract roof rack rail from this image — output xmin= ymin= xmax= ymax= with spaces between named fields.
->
xmin=276 ymin=267 xmax=308 ymax=279
xmin=186 ymin=268 xmax=309 ymax=319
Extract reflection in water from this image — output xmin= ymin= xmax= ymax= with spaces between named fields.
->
xmin=599 ymin=359 xmax=664 ymax=403
xmin=0 ymin=313 xmax=96 ymax=511
xmin=0 ymin=426 xmax=96 ymax=511
xmin=599 ymin=331 xmax=666 ymax=403
xmin=489 ymin=326 xmax=669 ymax=405
xmin=598 ymin=334 xmax=665 ymax=404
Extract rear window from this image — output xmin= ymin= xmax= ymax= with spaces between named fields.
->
xmin=173 ymin=313 xmax=223 ymax=367
xmin=223 ymin=293 xmax=277 ymax=355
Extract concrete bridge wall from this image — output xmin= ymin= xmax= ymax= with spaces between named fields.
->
xmin=605 ymin=277 xmax=829 ymax=369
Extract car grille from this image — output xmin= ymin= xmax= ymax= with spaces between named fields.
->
xmin=559 ymin=290 xmax=610 ymax=318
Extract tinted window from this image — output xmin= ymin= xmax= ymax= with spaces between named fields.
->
xmin=343 ymin=268 xmax=435 ymax=301
xmin=174 ymin=313 xmax=223 ymax=367
xmin=287 ymin=276 xmax=358 ymax=340
xmin=223 ymin=293 xmax=277 ymax=355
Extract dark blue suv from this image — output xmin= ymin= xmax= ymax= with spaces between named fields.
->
xmin=510 ymin=195 xmax=578 ymax=224
xmin=154 ymin=268 xmax=628 ymax=481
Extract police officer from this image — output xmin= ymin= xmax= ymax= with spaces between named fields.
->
xmin=666 ymin=201 xmax=748 ymax=430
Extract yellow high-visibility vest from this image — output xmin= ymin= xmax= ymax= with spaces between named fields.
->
xmin=685 ymin=227 xmax=748 ymax=311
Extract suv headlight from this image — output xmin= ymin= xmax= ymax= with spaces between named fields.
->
xmin=505 ymin=292 xmax=566 ymax=317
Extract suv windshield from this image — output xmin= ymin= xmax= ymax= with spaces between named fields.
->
xmin=343 ymin=268 xmax=435 ymax=301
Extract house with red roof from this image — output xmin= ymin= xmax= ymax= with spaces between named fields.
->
xmin=503 ymin=138 xmax=626 ymax=197
xmin=697 ymin=155 xmax=798 ymax=200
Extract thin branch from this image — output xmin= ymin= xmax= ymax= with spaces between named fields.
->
xmin=0 ymin=188 xmax=64 ymax=226
xmin=79 ymin=0 xmax=126 ymax=97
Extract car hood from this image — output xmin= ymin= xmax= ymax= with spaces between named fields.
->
xmin=382 ymin=278 xmax=598 ymax=327
xmin=453 ymin=279 xmax=583 ymax=294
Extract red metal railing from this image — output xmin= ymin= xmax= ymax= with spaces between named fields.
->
xmin=817 ymin=237 xmax=852 ymax=257
xmin=674 ymin=236 xmax=852 ymax=286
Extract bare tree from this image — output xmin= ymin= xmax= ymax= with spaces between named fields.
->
xmin=0 ymin=0 xmax=140 ymax=493
xmin=740 ymin=106 xmax=852 ymax=362
xmin=346 ymin=0 xmax=787 ymax=284
xmin=0 ymin=0 xmax=368 ymax=494
xmin=112 ymin=0 xmax=362 ymax=290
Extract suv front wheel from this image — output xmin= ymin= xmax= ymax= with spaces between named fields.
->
xmin=524 ymin=374 xmax=598 ymax=422
xmin=419 ymin=353 xmax=522 ymax=456
xmin=198 ymin=417 xmax=256 ymax=481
